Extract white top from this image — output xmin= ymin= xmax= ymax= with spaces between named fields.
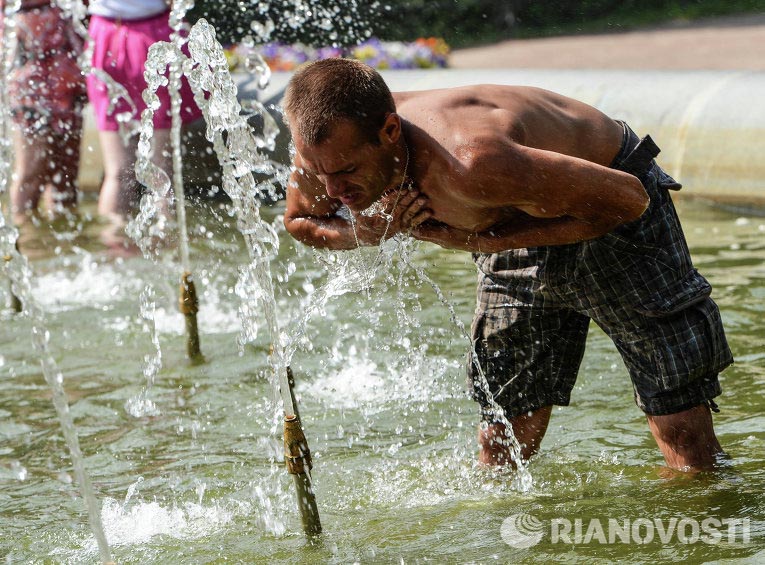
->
xmin=88 ymin=0 xmax=168 ymax=20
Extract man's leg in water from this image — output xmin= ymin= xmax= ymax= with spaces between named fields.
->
xmin=647 ymin=402 xmax=723 ymax=471
xmin=469 ymin=247 xmax=589 ymax=469
xmin=478 ymin=405 xmax=553 ymax=466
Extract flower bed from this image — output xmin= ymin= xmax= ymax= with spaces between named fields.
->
xmin=225 ymin=37 xmax=450 ymax=72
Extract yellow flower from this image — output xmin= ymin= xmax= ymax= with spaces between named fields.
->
xmin=223 ymin=49 xmax=239 ymax=71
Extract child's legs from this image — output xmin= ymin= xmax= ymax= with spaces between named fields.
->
xmin=12 ymin=126 xmax=81 ymax=223
xmin=10 ymin=127 xmax=48 ymax=223
xmin=97 ymin=131 xmax=139 ymax=221
xmin=97 ymin=129 xmax=171 ymax=221
xmin=43 ymin=129 xmax=81 ymax=216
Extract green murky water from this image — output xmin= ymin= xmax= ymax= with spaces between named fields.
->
xmin=1 ymin=196 xmax=763 ymax=563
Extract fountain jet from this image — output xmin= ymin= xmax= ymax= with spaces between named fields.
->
xmin=170 ymin=1 xmax=204 ymax=363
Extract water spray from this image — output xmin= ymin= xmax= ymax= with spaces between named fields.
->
xmin=0 ymin=6 xmax=113 ymax=560
xmin=0 ymin=222 xmax=114 ymax=563
xmin=130 ymin=1 xmax=205 ymax=363
xmin=170 ymin=0 xmax=203 ymax=362
xmin=180 ymin=20 xmax=322 ymax=537
xmin=1 ymin=1 xmax=22 ymax=313
xmin=4 ymin=241 xmax=22 ymax=312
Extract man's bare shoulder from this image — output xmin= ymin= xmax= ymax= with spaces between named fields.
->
xmin=395 ymin=84 xmax=621 ymax=164
xmin=393 ymin=85 xmax=576 ymax=143
xmin=393 ymin=83 xmax=552 ymax=104
xmin=394 ymin=84 xmax=576 ymax=117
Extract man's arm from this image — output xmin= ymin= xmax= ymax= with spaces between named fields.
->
xmin=283 ymin=164 xmax=358 ymax=250
xmin=414 ymin=137 xmax=650 ymax=251
xmin=412 ymin=213 xmax=626 ymax=253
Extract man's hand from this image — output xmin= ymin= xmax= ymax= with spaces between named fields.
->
xmin=411 ymin=220 xmax=476 ymax=251
xmin=412 ymin=211 xmax=627 ymax=253
xmin=352 ymin=189 xmax=432 ymax=245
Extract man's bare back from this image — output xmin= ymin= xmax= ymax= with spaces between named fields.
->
xmin=392 ymin=84 xmax=627 ymax=233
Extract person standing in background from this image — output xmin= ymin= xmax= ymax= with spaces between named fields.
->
xmin=86 ymin=0 xmax=202 ymax=224
xmin=3 ymin=0 xmax=87 ymax=225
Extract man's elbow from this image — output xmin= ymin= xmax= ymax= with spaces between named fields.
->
xmin=283 ymin=213 xmax=300 ymax=237
xmin=623 ymin=181 xmax=651 ymax=223
xmin=283 ymin=214 xmax=333 ymax=249
xmin=588 ymin=184 xmax=649 ymax=238
xmin=607 ymin=179 xmax=650 ymax=228
xmin=283 ymin=214 xmax=313 ymax=245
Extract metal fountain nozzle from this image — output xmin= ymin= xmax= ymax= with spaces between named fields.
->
xmin=178 ymin=270 xmax=203 ymax=362
xmin=283 ymin=366 xmax=322 ymax=537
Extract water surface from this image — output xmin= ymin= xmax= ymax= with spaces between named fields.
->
xmin=1 ymin=197 xmax=763 ymax=563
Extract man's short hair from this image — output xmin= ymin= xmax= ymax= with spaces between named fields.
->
xmin=283 ymin=58 xmax=395 ymax=146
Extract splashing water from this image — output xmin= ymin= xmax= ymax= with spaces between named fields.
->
xmin=279 ymin=216 xmax=532 ymax=489
xmin=0 ymin=222 xmax=113 ymax=562
xmin=397 ymin=242 xmax=533 ymax=491
xmin=125 ymin=286 xmax=163 ymax=418
xmin=1 ymin=3 xmax=113 ymax=561
xmin=169 ymin=1 xmax=193 ymax=272
xmin=291 ymin=226 xmax=533 ymax=490
xmin=181 ymin=20 xmax=293 ymax=418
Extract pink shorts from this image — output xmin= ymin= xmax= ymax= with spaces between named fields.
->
xmin=86 ymin=11 xmax=202 ymax=132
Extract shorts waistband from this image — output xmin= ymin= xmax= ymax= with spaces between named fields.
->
xmin=92 ymin=9 xmax=169 ymax=25
xmin=609 ymin=120 xmax=661 ymax=178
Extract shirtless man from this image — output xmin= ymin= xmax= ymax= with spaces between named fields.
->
xmin=283 ymin=58 xmax=733 ymax=471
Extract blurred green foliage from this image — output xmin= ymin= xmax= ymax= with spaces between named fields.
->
xmin=186 ymin=0 xmax=383 ymax=46
xmin=186 ymin=0 xmax=765 ymax=48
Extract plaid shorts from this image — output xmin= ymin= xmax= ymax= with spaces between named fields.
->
xmin=468 ymin=122 xmax=733 ymax=419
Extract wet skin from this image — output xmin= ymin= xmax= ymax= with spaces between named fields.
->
xmin=285 ymin=84 xmax=650 ymax=252
xmin=283 ymin=83 xmax=723 ymax=471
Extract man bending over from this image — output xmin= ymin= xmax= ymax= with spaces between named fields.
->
xmin=282 ymin=58 xmax=733 ymax=471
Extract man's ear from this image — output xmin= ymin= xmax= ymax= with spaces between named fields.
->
xmin=378 ymin=113 xmax=401 ymax=145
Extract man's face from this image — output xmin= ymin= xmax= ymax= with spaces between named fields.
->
xmin=292 ymin=119 xmax=398 ymax=211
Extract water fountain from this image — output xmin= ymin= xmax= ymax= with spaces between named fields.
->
xmin=2 ymin=2 xmax=764 ymax=562
xmin=125 ymin=0 xmax=206 ymax=362
xmin=170 ymin=1 xmax=204 ymax=362
xmin=182 ymin=17 xmax=325 ymax=536
xmin=121 ymin=6 xmax=325 ymax=535
xmin=1 ymin=0 xmax=21 ymax=312
xmin=1 ymin=3 xmax=113 ymax=561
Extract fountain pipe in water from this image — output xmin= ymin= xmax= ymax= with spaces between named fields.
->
xmin=283 ymin=366 xmax=322 ymax=537
xmin=169 ymin=1 xmax=203 ymax=363
xmin=269 ymin=343 xmax=321 ymax=536
xmin=178 ymin=270 xmax=202 ymax=361
xmin=4 ymin=241 xmax=22 ymax=313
